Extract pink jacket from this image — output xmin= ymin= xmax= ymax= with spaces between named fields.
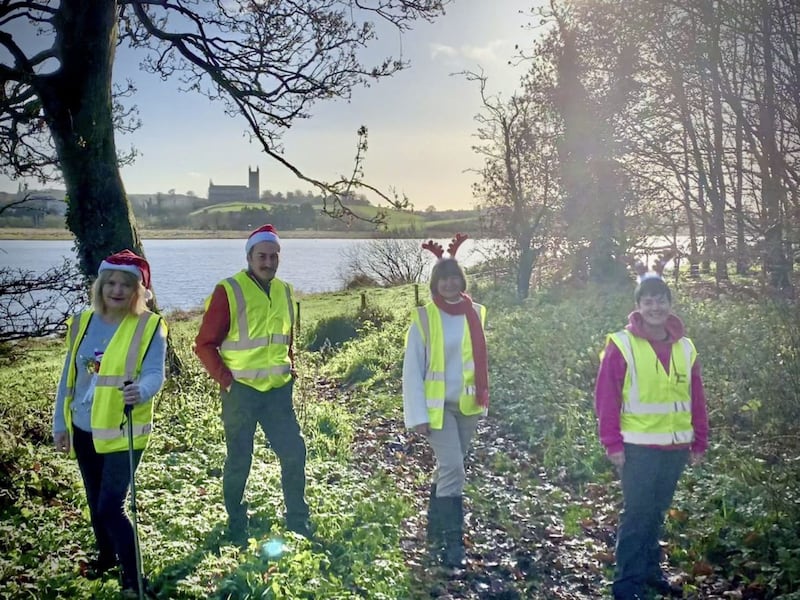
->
xmin=594 ymin=311 xmax=709 ymax=456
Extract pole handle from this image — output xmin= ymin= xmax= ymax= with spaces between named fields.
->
xmin=123 ymin=380 xmax=134 ymax=416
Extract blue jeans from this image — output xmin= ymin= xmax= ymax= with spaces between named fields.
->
xmin=221 ymin=380 xmax=308 ymax=524
xmin=613 ymin=444 xmax=689 ymax=599
xmin=73 ymin=425 xmax=142 ymax=587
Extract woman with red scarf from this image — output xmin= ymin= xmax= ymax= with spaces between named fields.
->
xmin=403 ymin=234 xmax=489 ymax=568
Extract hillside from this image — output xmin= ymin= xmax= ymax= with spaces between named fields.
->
xmin=1 ymin=187 xmax=483 ymax=237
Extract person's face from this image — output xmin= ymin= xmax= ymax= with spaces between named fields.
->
xmin=436 ymin=274 xmax=463 ymax=301
xmin=102 ymin=271 xmax=136 ymax=314
xmin=637 ymin=293 xmax=671 ymax=329
xmin=247 ymin=241 xmax=280 ymax=284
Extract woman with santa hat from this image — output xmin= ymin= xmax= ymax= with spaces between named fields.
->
xmin=52 ymin=249 xmax=167 ymax=598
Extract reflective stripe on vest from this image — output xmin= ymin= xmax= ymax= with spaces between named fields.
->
xmin=93 ymin=423 xmax=153 ymax=440
xmin=412 ymin=302 xmax=486 ymax=429
xmin=611 ymin=330 xmax=695 ymax=446
xmin=62 ymin=311 xmax=95 ymax=458
xmin=218 ymin=272 xmax=294 ymax=392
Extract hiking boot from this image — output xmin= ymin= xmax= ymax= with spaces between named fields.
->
xmin=120 ymin=575 xmax=155 ymax=599
xmin=82 ymin=554 xmax=117 ymax=580
xmin=225 ymin=512 xmax=249 ymax=547
xmin=648 ymin=576 xmax=684 ymax=597
xmin=286 ymin=516 xmax=313 ymax=539
xmin=438 ymin=496 xmax=466 ymax=568
xmin=426 ymin=483 xmax=444 ymax=553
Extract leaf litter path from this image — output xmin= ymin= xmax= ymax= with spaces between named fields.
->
xmin=351 ymin=408 xmax=757 ymax=600
xmin=353 ymin=414 xmax=619 ymax=599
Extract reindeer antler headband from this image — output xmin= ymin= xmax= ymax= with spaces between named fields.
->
xmin=628 ymin=250 xmax=675 ymax=282
xmin=422 ymin=233 xmax=468 ymax=260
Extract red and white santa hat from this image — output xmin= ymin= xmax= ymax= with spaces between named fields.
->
xmin=98 ymin=249 xmax=152 ymax=298
xmin=245 ymin=223 xmax=281 ymax=254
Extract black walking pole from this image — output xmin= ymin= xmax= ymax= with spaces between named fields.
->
xmin=124 ymin=398 xmax=145 ymax=600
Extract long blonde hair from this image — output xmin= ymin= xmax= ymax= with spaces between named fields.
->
xmin=91 ymin=269 xmax=148 ymax=316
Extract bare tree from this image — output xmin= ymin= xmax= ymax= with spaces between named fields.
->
xmin=339 ymin=238 xmax=427 ymax=287
xmin=0 ymin=258 xmax=87 ymax=342
xmin=0 ymin=0 xmax=449 ymax=281
xmin=468 ymin=67 xmax=560 ymax=299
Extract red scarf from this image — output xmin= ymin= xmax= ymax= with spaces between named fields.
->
xmin=432 ymin=292 xmax=490 ymax=408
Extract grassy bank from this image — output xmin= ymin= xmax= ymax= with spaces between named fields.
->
xmin=1 ymin=281 xmax=799 ymax=598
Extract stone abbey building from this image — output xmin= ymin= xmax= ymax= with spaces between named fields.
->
xmin=207 ymin=166 xmax=260 ymax=203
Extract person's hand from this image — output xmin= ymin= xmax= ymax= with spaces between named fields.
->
xmin=121 ymin=381 xmax=141 ymax=405
xmin=412 ymin=423 xmax=431 ymax=436
xmin=54 ymin=431 xmax=70 ymax=454
xmin=690 ymin=451 xmax=705 ymax=466
xmin=608 ymin=451 xmax=625 ymax=469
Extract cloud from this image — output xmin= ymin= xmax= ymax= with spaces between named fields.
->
xmin=461 ymin=40 xmax=510 ymax=64
xmin=429 ymin=43 xmax=459 ymax=60
xmin=429 ymin=39 xmax=512 ymax=66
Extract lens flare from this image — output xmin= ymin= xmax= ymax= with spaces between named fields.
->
xmin=260 ymin=538 xmax=286 ymax=560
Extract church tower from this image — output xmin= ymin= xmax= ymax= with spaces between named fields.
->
xmin=248 ymin=166 xmax=260 ymax=201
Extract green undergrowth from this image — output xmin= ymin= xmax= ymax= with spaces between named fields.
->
xmin=1 ymin=281 xmax=799 ymax=597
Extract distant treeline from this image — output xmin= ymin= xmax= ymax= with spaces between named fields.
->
xmin=0 ymin=188 xmax=480 ymax=234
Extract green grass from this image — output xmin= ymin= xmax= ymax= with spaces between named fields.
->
xmin=2 ymin=280 xmax=800 ymax=598
xmin=189 ymin=202 xmax=272 ymax=215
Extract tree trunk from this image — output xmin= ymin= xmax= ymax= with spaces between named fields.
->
xmin=37 ymin=1 xmax=141 ymax=274
xmin=702 ymin=0 xmax=729 ymax=282
xmin=516 ymin=233 xmax=537 ymax=300
xmin=37 ymin=0 xmax=182 ymax=372
xmin=760 ymin=0 xmax=791 ymax=291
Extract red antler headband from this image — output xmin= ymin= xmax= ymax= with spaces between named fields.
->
xmin=447 ymin=233 xmax=468 ymax=257
xmin=422 ymin=233 xmax=468 ymax=259
xmin=421 ymin=239 xmax=444 ymax=259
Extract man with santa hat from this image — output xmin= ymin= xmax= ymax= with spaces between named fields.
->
xmin=195 ymin=224 xmax=311 ymax=544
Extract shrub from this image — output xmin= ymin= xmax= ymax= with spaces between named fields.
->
xmin=342 ymin=273 xmax=378 ymax=289
xmin=304 ymin=315 xmax=360 ymax=351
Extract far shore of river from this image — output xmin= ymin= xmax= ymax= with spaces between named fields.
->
xmin=0 ymin=227 xmax=386 ymax=241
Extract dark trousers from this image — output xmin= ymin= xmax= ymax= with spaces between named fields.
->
xmin=221 ymin=380 xmax=308 ymax=523
xmin=73 ymin=426 xmax=142 ymax=587
xmin=613 ymin=444 xmax=689 ymax=598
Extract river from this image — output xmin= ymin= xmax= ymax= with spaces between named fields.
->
xmin=1 ymin=238 xmax=495 ymax=312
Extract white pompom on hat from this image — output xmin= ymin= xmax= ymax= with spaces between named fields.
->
xmin=245 ymin=223 xmax=281 ymax=254
xmin=98 ymin=249 xmax=153 ymax=300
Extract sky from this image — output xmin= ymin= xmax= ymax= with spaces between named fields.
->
xmin=1 ymin=1 xmax=547 ymax=211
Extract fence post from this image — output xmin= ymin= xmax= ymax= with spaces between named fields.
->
xmin=414 ymin=283 xmax=420 ymax=306
xmin=360 ymin=291 xmax=366 ymax=310
xmin=295 ymin=301 xmax=301 ymax=333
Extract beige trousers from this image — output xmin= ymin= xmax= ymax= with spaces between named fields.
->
xmin=427 ymin=402 xmax=481 ymax=497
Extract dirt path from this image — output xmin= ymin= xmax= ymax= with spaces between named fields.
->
xmin=353 ymin=413 xmax=620 ymax=599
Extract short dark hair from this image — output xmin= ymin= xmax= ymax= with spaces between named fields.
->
xmin=429 ymin=258 xmax=467 ymax=296
xmin=634 ymin=277 xmax=672 ymax=304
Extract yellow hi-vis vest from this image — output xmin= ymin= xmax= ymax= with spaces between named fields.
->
xmin=608 ymin=329 xmax=696 ymax=446
xmin=409 ymin=302 xmax=487 ymax=429
xmin=217 ymin=271 xmax=294 ymax=392
xmin=62 ymin=310 xmax=165 ymax=455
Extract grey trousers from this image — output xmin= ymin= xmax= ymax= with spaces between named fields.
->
xmin=427 ymin=402 xmax=481 ymax=497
